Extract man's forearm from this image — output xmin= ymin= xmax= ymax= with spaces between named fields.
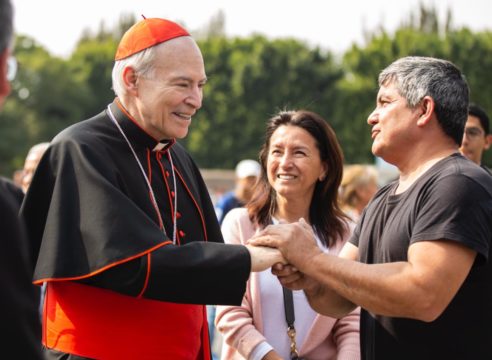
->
xmin=303 ymin=276 xmax=358 ymax=318
xmin=301 ymin=251 xmax=408 ymax=318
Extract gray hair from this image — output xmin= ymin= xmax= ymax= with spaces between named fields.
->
xmin=379 ymin=56 xmax=469 ymax=145
xmin=111 ymin=43 xmax=162 ymax=97
xmin=0 ymin=0 xmax=13 ymax=53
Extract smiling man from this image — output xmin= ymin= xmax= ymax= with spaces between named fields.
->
xmin=20 ymin=17 xmax=283 ymax=360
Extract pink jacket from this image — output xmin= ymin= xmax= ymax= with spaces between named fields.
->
xmin=215 ymin=208 xmax=360 ymax=360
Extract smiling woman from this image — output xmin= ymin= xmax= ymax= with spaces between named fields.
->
xmin=215 ymin=109 xmax=360 ymax=360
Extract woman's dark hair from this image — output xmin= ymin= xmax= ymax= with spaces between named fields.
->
xmin=247 ymin=110 xmax=348 ymax=247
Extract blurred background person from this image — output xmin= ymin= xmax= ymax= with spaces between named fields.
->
xmin=12 ymin=168 xmax=24 ymax=187
xmin=215 ymin=159 xmax=261 ymax=225
xmin=210 ymin=158 xmax=261 ymax=358
xmin=460 ymin=103 xmax=492 ymax=173
xmin=20 ymin=142 xmax=51 ymax=316
xmin=339 ymin=164 xmax=379 ymax=221
xmin=3 ymin=142 xmax=50 ymax=211
xmin=216 ymin=110 xmax=360 ymax=360
xmin=21 ymin=142 xmax=49 ymax=193
xmin=0 ymin=141 xmax=48 ymax=207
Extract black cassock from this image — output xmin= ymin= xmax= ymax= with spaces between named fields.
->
xmin=21 ymin=99 xmax=250 ymax=305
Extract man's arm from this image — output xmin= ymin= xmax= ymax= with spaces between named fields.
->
xmin=271 ymin=242 xmax=358 ymax=318
xmin=304 ymin=240 xmax=476 ymax=321
xmin=251 ymin=221 xmax=477 ymax=321
xmin=83 ymin=241 xmax=284 ymax=306
xmin=300 ymin=241 xmax=476 ymax=321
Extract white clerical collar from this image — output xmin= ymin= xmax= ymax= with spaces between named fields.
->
xmin=153 ymin=142 xmax=167 ymax=151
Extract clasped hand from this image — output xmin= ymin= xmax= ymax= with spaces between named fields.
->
xmin=247 ymin=219 xmax=321 ymax=291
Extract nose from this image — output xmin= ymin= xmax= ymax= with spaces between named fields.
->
xmin=367 ymin=108 xmax=378 ymax=125
xmin=279 ymin=152 xmax=293 ymax=169
xmin=185 ymin=86 xmax=202 ymax=110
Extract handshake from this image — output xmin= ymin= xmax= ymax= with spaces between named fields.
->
xmin=245 ymin=218 xmax=321 ymax=277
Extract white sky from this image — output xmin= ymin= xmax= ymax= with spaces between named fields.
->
xmin=13 ymin=0 xmax=492 ymax=58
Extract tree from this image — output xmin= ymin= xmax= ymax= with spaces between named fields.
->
xmin=185 ymin=35 xmax=342 ymax=169
xmin=71 ymin=14 xmax=136 ymax=118
xmin=2 ymin=7 xmax=491 ymax=175
xmin=0 ymin=35 xmax=92 ymax=175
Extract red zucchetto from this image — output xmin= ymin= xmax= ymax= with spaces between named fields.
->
xmin=115 ymin=17 xmax=190 ymax=61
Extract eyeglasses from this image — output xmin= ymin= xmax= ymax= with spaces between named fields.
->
xmin=464 ymin=127 xmax=485 ymax=138
xmin=6 ymin=56 xmax=17 ymax=81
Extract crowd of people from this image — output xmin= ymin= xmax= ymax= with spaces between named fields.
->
xmin=2 ymin=1 xmax=492 ymax=359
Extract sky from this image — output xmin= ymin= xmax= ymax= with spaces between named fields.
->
xmin=13 ymin=0 xmax=492 ymax=58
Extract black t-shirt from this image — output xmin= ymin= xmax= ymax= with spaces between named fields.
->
xmin=350 ymin=154 xmax=492 ymax=360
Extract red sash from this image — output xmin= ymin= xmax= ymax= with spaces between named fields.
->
xmin=43 ymin=282 xmax=210 ymax=360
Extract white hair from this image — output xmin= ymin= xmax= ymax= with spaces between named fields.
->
xmin=111 ymin=44 xmax=161 ymax=97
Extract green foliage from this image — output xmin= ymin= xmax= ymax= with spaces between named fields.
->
xmin=187 ymin=35 xmax=343 ymax=168
xmin=0 ymin=35 xmax=93 ymax=174
xmin=70 ymin=37 xmax=118 ymax=118
xmin=1 ymin=7 xmax=492 ymax=176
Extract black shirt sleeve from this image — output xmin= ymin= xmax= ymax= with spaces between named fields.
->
xmin=0 ymin=190 xmax=42 ymax=359
xmin=80 ymin=242 xmax=250 ymax=305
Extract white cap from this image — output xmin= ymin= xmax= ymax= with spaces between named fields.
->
xmin=235 ymin=159 xmax=261 ymax=179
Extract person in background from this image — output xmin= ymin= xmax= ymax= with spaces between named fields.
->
xmin=20 ymin=17 xmax=282 ymax=360
xmin=216 ymin=110 xmax=360 ymax=360
xmin=12 ymin=167 xmax=24 ymax=187
xmin=21 ymin=142 xmax=49 ymax=193
xmin=339 ymin=164 xmax=378 ymax=221
xmin=0 ymin=141 xmax=48 ymax=208
xmin=252 ymin=56 xmax=492 ymax=360
xmin=215 ymin=159 xmax=261 ymax=225
xmin=21 ymin=142 xmax=50 ymax=316
xmin=459 ymin=103 xmax=492 ymax=173
xmin=0 ymin=0 xmax=42 ymax=358
xmin=209 ymin=158 xmax=261 ymax=358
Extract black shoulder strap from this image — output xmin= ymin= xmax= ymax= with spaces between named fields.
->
xmin=282 ymin=286 xmax=295 ymax=327
xmin=283 ymin=286 xmax=301 ymax=359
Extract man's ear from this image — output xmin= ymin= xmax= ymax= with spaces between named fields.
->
xmin=122 ymin=66 xmax=138 ymax=95
xmin=484 ymin=134 xmax=492 ymax=150
xmin=416 ymin=96 xmax=435 ymax=126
